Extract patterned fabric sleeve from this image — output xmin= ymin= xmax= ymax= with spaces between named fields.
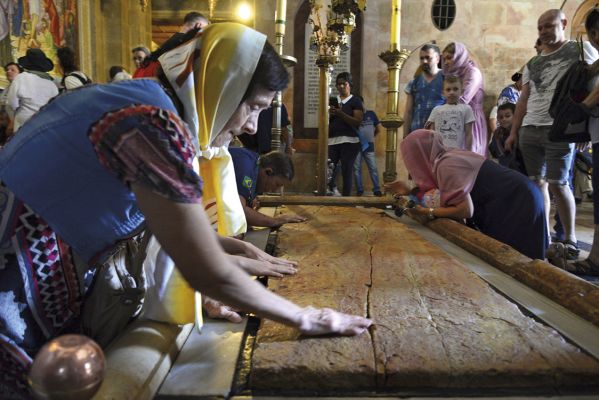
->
xmin=89 ymin=105 xmax=203 ymax=203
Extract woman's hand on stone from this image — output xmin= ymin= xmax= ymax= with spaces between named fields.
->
xmin=234 ymin=255 xmax=297 ymax=278
xmin=202 ymin=296 xmax=243 ymax=323
xmin=275 ymin=214 xmax=308 ymax=226
xmin=297 ymin=307 xmax=372 ymax=336
xmin=243 ymin=242 xmax=298 ymax=267
xmin=406 ymin=205 xmax=430 ymax=224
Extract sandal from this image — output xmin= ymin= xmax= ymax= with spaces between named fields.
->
xmin=566 ymin=258 xmax=599 ymax=276
xmin=562 ymin=240 xmax=580 ymax=261
xmin=547 ymin=242 xmax=567 ymax=270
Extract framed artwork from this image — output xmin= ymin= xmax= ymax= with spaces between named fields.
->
xmin=0 ymin=0 xmax=78 ymax=85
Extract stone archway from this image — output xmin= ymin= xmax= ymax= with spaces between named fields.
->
xmin=292 ymin=0 xmax=363 ymax=140
xmin=571 ymin=0 xmax=598 ymax=39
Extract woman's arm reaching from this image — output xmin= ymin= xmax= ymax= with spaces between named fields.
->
xmin=133 ymin=184 xmax=372 ymax=336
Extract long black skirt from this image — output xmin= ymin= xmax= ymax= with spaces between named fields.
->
xmin=470 ymin=160 xmax=548 ymax=259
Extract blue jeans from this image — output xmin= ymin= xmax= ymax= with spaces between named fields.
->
xmin=353 ymin=149 xmax=380 ymax=193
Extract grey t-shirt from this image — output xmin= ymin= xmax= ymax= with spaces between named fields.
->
xmin=522 ymin=41 xmax=579 ymax=126
xmin=427 ymin=103 xmax=475 ymax=150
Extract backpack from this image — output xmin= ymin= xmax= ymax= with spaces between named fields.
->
xmin=548 ymin=39 xmax=599 ymax=143
xmin=61 ymin=71 xmax=92 ymax=90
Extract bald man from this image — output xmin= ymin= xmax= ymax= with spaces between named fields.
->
xmin=505 ymin=9 xmax=580 ymax=258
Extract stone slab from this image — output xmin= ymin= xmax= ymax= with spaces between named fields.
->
xmin=251 ymin=206 xmax=599 ymax=394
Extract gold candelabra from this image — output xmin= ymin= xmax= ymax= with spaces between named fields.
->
xmin=270 ymin=0 xmax=297 ymax=153
xmin=379 ymin=0 xmax=410 ymax=184
xmin=309 ymin=0 xmax=366 ymax=195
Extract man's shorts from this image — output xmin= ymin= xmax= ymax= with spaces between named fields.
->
xmin=518 ymin=125 xmax=574 ymax=185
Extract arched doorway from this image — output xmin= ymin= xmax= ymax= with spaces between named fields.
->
xmin=571 ymin=0 xmax=598 ymax=39
xmin=292 ymin=0 xmax=363 ymax=140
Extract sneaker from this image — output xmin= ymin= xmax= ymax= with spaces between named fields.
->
xmin=332 ymin=187 xmax=342 ymax=197
xmin=356 ymin=191 xmax=364 ymax=196
xmin=374 ymin=190 xmax=382 ymax=197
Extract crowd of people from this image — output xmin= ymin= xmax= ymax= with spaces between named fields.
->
xmin=393 ymin=8 xmax=599 ymax=276
xmin=0 ymin=6 xmax=598 ymax=399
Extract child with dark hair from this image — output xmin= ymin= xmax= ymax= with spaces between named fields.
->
xmin=489 ymin=102 xmax=526 ymax=174
xmin=230 ymin=147 xmax=306 ymax=228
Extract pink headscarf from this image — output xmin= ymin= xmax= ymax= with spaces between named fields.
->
xmin=400 ymin=130 xmax=485 ymax=206
xmin=442 ymin=42 xmax=477 ymax=78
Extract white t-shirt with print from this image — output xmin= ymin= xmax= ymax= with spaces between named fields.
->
xmin=522 ymin=41 xmax=579 ymax=127
xmin=427 ymin=103 xmax=475 ymax=150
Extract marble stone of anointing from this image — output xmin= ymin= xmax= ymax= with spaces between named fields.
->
xmin=250 ymin=206 xmax=599 ymax=393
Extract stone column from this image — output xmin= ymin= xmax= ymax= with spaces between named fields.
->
xmin=316 ymin=56 xmax=334 ymax=195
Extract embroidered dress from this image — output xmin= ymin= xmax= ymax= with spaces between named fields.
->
xmin=0 ymin=80 xmax=202 ymax=398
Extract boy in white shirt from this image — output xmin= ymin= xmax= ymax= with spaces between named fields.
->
xmin=425 ymin=75 xmax=474 ymax=150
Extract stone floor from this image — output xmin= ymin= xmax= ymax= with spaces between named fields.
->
xmin=572 ymin=199 xmax=594 ymax=249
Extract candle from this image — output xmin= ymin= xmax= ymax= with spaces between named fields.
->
xmin=390 ymin=0 xmax=401 ymax=49
xmin=275 ymin=0 xmax=287 ymax=21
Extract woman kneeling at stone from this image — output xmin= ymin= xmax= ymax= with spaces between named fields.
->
xmin=0 ymin=23 xmax=371 ymax=399
xmin=386 ymin=129 xmax=547 ymax=260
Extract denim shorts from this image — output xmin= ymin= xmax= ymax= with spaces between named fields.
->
xmin=518 ymin=125 xmax=574 ymax=185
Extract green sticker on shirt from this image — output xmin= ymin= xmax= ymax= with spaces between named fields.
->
xmin=242 ymin=176 xmax=253 ymax=189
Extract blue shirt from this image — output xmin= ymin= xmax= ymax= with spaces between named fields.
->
xmin=359 ymin=110 xmax=380 ymax=143
xmin=0 ymin=80 xmax=177 ymax=262
xmin=405 ymin=73 xmax=445 ymax=132
xmin=230 ymin=147 xmax=259 ymax=204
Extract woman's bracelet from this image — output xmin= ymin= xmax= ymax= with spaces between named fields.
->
xmin=428 ymin=208 xmax=436 ymax=221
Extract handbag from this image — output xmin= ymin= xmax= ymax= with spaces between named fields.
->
xmin=81 ymin=232 xmax=150 ymax=347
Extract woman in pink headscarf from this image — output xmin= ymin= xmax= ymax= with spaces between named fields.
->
xmin=386 ymin=130 xmax=547 ymax=259
xmin=442 ymin=42 xmax=488 ymax=156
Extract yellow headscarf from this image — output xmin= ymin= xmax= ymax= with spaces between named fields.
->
xmin=150 ymin=24 xmax=266 ymax=326
xmin=160 ymin=22 xmax=266 ymax=236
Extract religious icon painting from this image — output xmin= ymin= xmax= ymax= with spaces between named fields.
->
xmin=0 ymin=0 xmax=79 ymax=84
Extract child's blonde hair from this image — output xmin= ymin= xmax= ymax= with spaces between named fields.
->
xmin=443 ymin=75 xmax=462 ymax=88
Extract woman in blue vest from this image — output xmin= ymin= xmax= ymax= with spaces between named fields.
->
xmin=0 ymin=24 xmax=371 ymax=398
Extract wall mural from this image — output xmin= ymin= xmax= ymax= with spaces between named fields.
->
xmin=0 ymin=0 xmax=77 ymax=77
